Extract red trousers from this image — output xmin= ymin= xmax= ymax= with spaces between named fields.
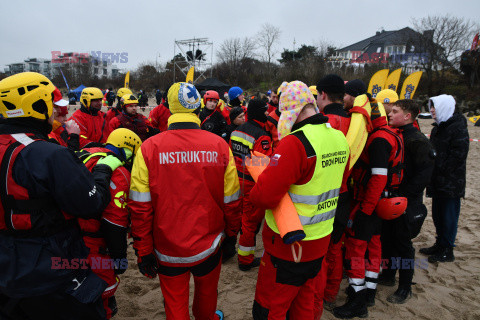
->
xmin=254 ymin=252 xmax=326 ymax=320
xmin=87 ymin=252 xmax=118 ymax=319
xmin=323 ymin=234 xmax=345 ymax=302
xmin=345 ymin=235 xmax=382 ymax=288
xmin=238 ymin=179 xmax=264 ymax=265
xmin=158 ymin=257 xmax=222 ymax=320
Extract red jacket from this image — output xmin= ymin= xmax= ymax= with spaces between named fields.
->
xmin=109 ymin=113 xmax=152 ymax=141
xmin=250 ymin=114 xmax=333 ymax=261
xmin=48 ymin=121 xmax=80 ymax=150
xmin=148 ymin=104 xmax=170 ymax=132
xmin=230 ymin=120 xmax=273 ymax=181
xmin=350 ymin=117 xmax=404 ymax=215
xmin=78 ymin=147 xmax=130 ymax=249
xmin=322 ymin=103 xmax=351 ymax=193
xmin=77 ymin=147 xmax=130 ymax=290
xmin=128 ymin=117 xmax=241 ymax=267
xmin=105 ymin=108 xmax=121 ymax=127
xmin=265 ymin=109 xmax=281 ymax=151
xmin=69 ymin=107 xmax=108 ymax=148
xmin=266 ymin=102 xmax=277 ymax=114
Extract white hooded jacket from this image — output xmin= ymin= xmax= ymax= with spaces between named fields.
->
xmin=428 ymin=94 xmax=455 ymax=124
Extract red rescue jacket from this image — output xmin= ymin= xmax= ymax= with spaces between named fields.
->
xmin=350 ymin=117 xmax=404 ymax=215
xmin=128 ymin=119 xmax=241 ymax=267
xmin=265 ymin=109 xmax=281 ymax=151
xmin=69 ymin=107 xmax=108 ymax=148
xmin=230 ymin=120 xmax=273 ymax=182
xmin=109 ymin=112 xmax=152 ymax=141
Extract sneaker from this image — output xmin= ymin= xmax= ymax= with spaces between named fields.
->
xmin=387 ymin=287 xmax=412 ymax=304
xmin=215 ymin=310 xmax=224 ymax=320
xmin=239 ymin=257 xmax=261 ymax=271
xmin=428 ymin=247 xmax=454 ymax=263
xmin=419 ymin=243 xmax=442 ymax=256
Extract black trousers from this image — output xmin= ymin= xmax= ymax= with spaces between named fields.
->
xmin=0 ymin=291 xmax=105 ymax=320
xmin=381 ymin=213 xmax=415 ymax=287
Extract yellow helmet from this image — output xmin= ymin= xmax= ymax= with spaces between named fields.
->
xmin=309 ymin=85 xmax=318 ymax=96
xmin=80 ymin=87 xmax=103 ymax=108
xmin=117 ymin=87 xmax=132 ymax=99
xmin=0 ymin=72 xmax=55 ymax=120
xmin=376 ymin=89 xmax=399 ymax=104
xmin=106 ymin=128 xmax=142 ymax=156
xmin=120 ymin=94 xmax=139 ymax=109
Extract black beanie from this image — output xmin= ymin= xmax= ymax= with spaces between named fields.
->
xmin=229 ymin=107 xmax=244 ymax=123
xmin=345 ymin=79 xmax=367 ymax=97
xmin=316 ymin=74 xmax=345 ymax=94
xmin=247 ymin=99 xmax=268 ymax=123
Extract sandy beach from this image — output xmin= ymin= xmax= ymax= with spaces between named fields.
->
xmin=72 ymin=101 xmax=479 ymax=320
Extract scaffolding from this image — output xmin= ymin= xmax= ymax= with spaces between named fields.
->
xmin=173 ymin=38 xmax=213 ymax=84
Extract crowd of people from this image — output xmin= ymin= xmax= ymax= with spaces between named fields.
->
xmin=0 ymin=71 xmax=470 ymax=320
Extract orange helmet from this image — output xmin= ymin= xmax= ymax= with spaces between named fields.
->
xmin=203 ymin=90 xmax=220 ymax=104
xmin=376 ymin=197 xmax=407 ymax=220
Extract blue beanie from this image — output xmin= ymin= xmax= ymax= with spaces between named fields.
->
xmin=228 ymin=86 xmax=243 ymax=101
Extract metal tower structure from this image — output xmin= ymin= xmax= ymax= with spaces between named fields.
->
xmin=173 ymin=38 xmax=213 ymax=84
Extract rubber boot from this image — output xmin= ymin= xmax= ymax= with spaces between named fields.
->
xmin=366 ymin=288 xmax=376 ymax=307
xmin=333 ymin=288 xmax=368 ymax=319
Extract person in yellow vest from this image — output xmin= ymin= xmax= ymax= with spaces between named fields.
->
xmin=249 ymin=81 xmax=349 ymax=320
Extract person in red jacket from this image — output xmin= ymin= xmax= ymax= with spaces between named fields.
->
xmin=128 ymin=82 xmax=241 ymax=320
xmin=266 ymin=89 xmax=279 ymax=114
xmin=250 ymin=81 xmax=349 ymax=320
xmin=333 ymin=104 xmax=404 ymax=319
xmin=109 ymin=94 xmax=158 ymax=141
xmin=48 ymin=87 xmax=81 ymax=150
xmin=265 ymin=82 xmax=289 ymax=152
xmin=105 ymin=87 xmax=133 ymax=126
xmin=69 ymin=87 xmax=109 ymax=148
xmin=148 ymin=97 xmax=171 ymax=132
xmin=314 ymin=74 xmax=352 ymax=312
xmin=77 ymin=128 xmax=142 ymax=319
xmin=230 ymin=98 xmax=273 ymax=270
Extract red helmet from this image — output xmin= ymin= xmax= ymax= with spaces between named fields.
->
xmin=203 ymin=90 xmax=220 ymax=104
xmin=375 ymin=197 xmax=407 ymax=220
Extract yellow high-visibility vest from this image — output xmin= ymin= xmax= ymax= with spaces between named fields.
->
xmin=265 ymin=122 xmax=349 ymax=241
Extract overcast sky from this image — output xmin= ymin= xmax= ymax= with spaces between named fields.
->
xmin=1 ymin=0 xmax=479 ymax=72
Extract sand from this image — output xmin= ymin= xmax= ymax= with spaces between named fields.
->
xmin=67 ymin=101 xmax=479 ymax=320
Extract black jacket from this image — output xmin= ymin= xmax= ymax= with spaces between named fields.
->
xmin=398 ymin=123 xmax=435 ymax=203
xmin=199 ymin=108 xmax=227 ymax=139
xmin=0 ymin=121 xmax=114 ymax=298
xmin=427 ymin=113 xmax=469 ymax=198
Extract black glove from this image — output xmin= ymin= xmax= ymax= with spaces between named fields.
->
xmin=352 ymin=210 xmax=375 ymax=241
xmin=137 ymin=253 xmax=159 ymax=279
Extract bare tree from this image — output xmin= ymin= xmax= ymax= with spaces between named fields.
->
xmin=217 ymin=37 xmax=256 ymax=66
xmin=412 ymin=14 xmax=478 ymax=94
xmin=216 ymin=37 xmax=256 ymax=82
xmin=256 ymin=23 xmax=281 ymax=67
